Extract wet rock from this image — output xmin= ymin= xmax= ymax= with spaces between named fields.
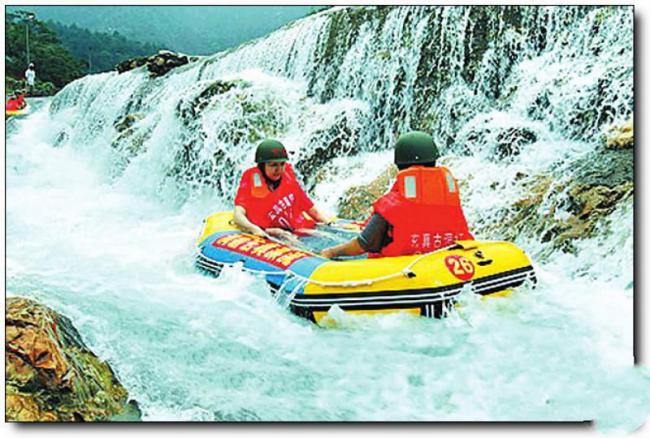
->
xmin=116 ymin=50 xmax=198 ymax=78
xmin=53 ymin=130 xmax=69 ymax=148
xmin=336 ymin=165 xmax=397 ymax=220
xmin=604 ymin=119 xmax=633 ymax=149
xmin=494 ymin=126 xmax=537 ymax=159
xmin=111 ymin=125 xmax=154 ymax=159
xmin=116 ymin=56 xmax=147 ymax=74
xmin=572 ymin=147 xmax=632 ymax=189
xmin=113 ymin=113 xmax=145 ymax=133
xmin=477 ymin=151 xmax=633 ymax=255
xmin=477 ymin=173 xmax=555 ymax=242
xmin=459 ymin=122 xmax=538 ymax=160
xmin=176 ymin=80 xmax=248 ymax=124
xmin=295 ymin=112 xmax=363 ymax=189
xmin=5 ymin=297 xmax=141 ymax=422
xmin=566 ymin=182 xmax=633 ymax=220
xmin=538 ymin=182 xmax=633 ymax=250
xmin=309 ymin=6 xmax=393 ymax=101
xmin=110 ymin=113 xmax=153 ymax=170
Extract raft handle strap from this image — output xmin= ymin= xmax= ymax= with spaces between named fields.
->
xmin=199 ymin=245 xmax=452 ymax=289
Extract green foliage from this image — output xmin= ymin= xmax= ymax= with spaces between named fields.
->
xmin=8 ymin=6 xmax=317 ymax=55
xmin=5 ymin=10 xmax=85 ymax=93
xmin=47 ymin=21 xmax=163 ymax=73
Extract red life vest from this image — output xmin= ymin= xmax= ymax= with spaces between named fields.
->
xmin=234 ymin=163 xmax=316 ymax=231
xmin=6 ymin=96 xmax=23 ymax=111
xmin=369 ymin=166 xmax=473 ymax=258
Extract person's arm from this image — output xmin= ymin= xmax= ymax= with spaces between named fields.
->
xmin=307 ymin=206 xmax=332 ymax=224
xmin=320 ymin=213 xmax=390 ymax=259
xmin=233 ymin=205 xmax=267 ymax=238
xmin=320 ymin=237 xmax=366 ymax=259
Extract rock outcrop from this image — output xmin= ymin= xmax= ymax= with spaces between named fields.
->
xmin=604 ymin=119 xmax=633 ymax=150
xmin=336 ymin=165 xmax=397 ymax=220
xmin=476 ymin=120 xmax=633 ymax=254
xmin=116 ymin=50 xmax=198 ymax=78
xmin=296 ymin=111 xmax=365 ymax=190
xmin=175 ymin=79 xmax=248 ymax=125
xmin=6 ymin=297 xmax=141 ymax=422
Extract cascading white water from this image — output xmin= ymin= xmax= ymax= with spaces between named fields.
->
xmin=6 ymin=5 xmax=647 ymax=428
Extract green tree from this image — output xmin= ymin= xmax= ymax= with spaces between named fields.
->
xmin=47 ymin=20 xmax=163 ymax=73
xmin=6 ymin=10 xmax=85 ymax=92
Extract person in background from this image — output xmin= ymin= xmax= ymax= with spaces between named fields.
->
xmin=320 ymin=131 xmax=473 ymax=259
xmin=6 ymin=91 xmax=26 ymax=112
xmin=234 ymin=139 xmax=330 ymax=240
xmin=25 ymin=63 xmax=36 ymax=95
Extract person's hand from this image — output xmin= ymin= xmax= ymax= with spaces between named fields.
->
xmin=265 ymin=228 xmax=294 ymax=240
xmin=250 ymin=226 xmax=268 ymax=238
xmin=320 ymin=217 xmax=337 ymax=226
xmin=320 ymin=247 xmax=336 ymax=259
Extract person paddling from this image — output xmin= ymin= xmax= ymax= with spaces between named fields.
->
xmin=320 ymin=131 xmax=473 ymax=259
xmin=6 ymin=91 xmax=26 ymax=112
xmin=233 ymin=139 xmax=330 ymax=241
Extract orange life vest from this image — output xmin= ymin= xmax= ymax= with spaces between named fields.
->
xmin=235 ymin=163 xmax=316 ymax=231
xmin=369 ymin=166 xmax=473 ymax=258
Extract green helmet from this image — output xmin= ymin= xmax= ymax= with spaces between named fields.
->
xmin=394 ymin=131 xmax=439 ymax=168
xmin=255 ymin=139 xmax=289 ymax=163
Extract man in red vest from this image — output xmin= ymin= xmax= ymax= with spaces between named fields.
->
xmin=320 ymin=131 xmax=473 ymax=259
xmin=234 ymin=139 xmax=330 ymax=240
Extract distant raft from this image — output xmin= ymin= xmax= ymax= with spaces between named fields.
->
xmin=5 ymin=103 xmax=30 ymax=118
xmin=195 ymin=211 xmax=536 ymax=324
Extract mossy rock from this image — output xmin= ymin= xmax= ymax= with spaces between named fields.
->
xmin=295 ymin=112 xmax=363 ymax=189
xmin=5 ymin=297 xmax=141 ymax=422
xmin=572 ymin=147 xmax=632 ymax=189
xmin=477 ymin=166 xmax=633 ymax=255
xmin=494 ymin=126 xmax=538 ymax=159
xmin=336 ymin=165 xmax=397 ymax=220
xmin=113 ymin=113 xmax=145 ymax=133
xmin=175 ymin=80 xmax=250 ymax=126
xmin=116 ymin=50 xmax=196 ymax=78
xmin=604 ymin=119 xmax=633 ymax=150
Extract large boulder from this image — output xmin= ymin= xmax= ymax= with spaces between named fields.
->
xmin=5 ymin=297 xmax=141 ymax=422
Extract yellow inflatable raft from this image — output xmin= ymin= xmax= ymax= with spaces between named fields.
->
xmin=196 ymin=211 xmax=536 ymax=324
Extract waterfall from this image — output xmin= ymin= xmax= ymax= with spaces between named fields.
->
xmin=46 ymin=6 xmax=632 ymax=225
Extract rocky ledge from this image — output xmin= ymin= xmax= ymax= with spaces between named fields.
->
xmin=116 ymin=50 xmax=199 ymax=78
xmin=6 ymin=297 xmax=141 ymax=422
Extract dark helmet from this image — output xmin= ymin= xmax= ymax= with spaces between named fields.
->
xmin=255 ymin=139 xmax=288 ymax=163
xmin=394 ymin=131 xmax=439 ymax=168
